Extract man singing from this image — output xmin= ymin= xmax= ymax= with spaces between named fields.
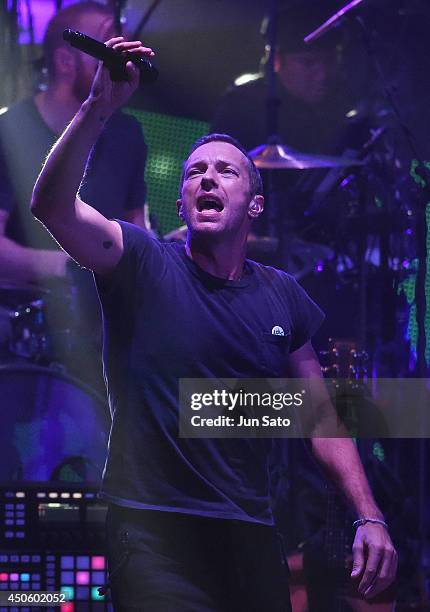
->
xmin=31 ymin=37 xmax=396 ymax=610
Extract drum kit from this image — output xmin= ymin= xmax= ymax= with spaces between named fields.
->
xmin=162 ymin=0 xmax=416 ymax=368
xmin=0 ymin=277 xmax=109 ymax=486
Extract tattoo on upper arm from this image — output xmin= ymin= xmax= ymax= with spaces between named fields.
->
xmin=103 ymin=240 xmax=113 ymax=249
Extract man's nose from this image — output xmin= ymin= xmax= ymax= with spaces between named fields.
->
xmin=201 ymin=168 xmax=218 ymax=190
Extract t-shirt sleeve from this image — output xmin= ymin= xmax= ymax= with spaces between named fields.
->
xmin=94 ymin=220 xmax=164 ymax=300
xmin=286 ymin=276 xmax=325 ymax=353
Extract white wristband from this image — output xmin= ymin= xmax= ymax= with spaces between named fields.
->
xmin=353 ymin=517 xmax=388 ymax=529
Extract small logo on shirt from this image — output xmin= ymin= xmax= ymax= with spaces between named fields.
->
xmin=271 ymin=325 xmax=285 ymax=336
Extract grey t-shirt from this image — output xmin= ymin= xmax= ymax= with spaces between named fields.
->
xmin=0 ymin=98 xmax=147 ymax=249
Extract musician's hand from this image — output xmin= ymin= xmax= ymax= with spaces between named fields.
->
xmin=351 ymin=523 xmax=397 ymax=598
xmin=88 ymin=37 xmax=155 ymax=114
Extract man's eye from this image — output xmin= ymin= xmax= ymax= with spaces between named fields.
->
xmin=187 ymin=169 xmax=201 ymax=177
xmin=222 ymin=168 xmax=236 ymax=175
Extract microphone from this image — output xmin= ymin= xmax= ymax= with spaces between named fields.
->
xmin=62 ymin=28 xmax=158 ymax=84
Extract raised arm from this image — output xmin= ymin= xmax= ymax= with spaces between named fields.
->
xmin=31 ymin=38 xmax=154 ymax=275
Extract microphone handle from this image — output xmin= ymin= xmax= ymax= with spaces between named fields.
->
xmin=63 ymin=28 xmax=158 ymax=84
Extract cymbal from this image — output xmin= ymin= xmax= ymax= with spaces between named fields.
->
xmin=248 ymin=143 xmax=363 ymax=170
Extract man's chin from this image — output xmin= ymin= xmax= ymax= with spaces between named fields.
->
xmin=188 ymin=221 xmax=225 ymax=239
xmin=190 ymin=220 xmax=224 ymax=232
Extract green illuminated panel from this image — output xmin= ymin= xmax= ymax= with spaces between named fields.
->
xmin=397 ymin=161 xmax=430 ymax=365
xmin=125 ymin=108 xmax=209 ymax=235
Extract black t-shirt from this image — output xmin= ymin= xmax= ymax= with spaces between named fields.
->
xmin=96 ymin=222 xmax=324 ymax=525
xmin=0 ymin=98 xmax=147 ymax=249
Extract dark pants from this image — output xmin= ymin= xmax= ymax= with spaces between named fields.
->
xmin=106 ymin=505 xmax=292 ymax=612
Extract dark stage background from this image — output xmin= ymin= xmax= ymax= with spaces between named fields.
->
xmin=0 ymin=0 xmax=430 ymax=610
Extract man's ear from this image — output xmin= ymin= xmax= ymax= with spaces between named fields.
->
xmin=247 ymin=195 xmax=264 ymax=219
xmin=176 ymin=198 xmax=185 ymax=221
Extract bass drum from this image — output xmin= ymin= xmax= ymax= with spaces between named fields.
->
xmin=0 ymin=364 xmax=110 ymax=484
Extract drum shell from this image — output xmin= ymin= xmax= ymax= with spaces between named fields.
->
xmin=0 ymin=364 xmax=109 ymax=484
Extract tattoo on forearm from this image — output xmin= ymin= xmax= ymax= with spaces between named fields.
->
xmin=103 ymin=240 xmax=113 ymax=249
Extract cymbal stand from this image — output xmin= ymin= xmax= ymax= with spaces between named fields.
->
xmin=263 ymin=0 xmax=294 ymax=271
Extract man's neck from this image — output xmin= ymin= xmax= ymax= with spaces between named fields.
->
xmin=34 ymin=86 xmax=82 ymax=135
xmin=185 ymin=237 xmax=247 ymax=281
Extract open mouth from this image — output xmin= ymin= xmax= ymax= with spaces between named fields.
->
xmin=197 ymin=196 xmax=224 ymax=213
